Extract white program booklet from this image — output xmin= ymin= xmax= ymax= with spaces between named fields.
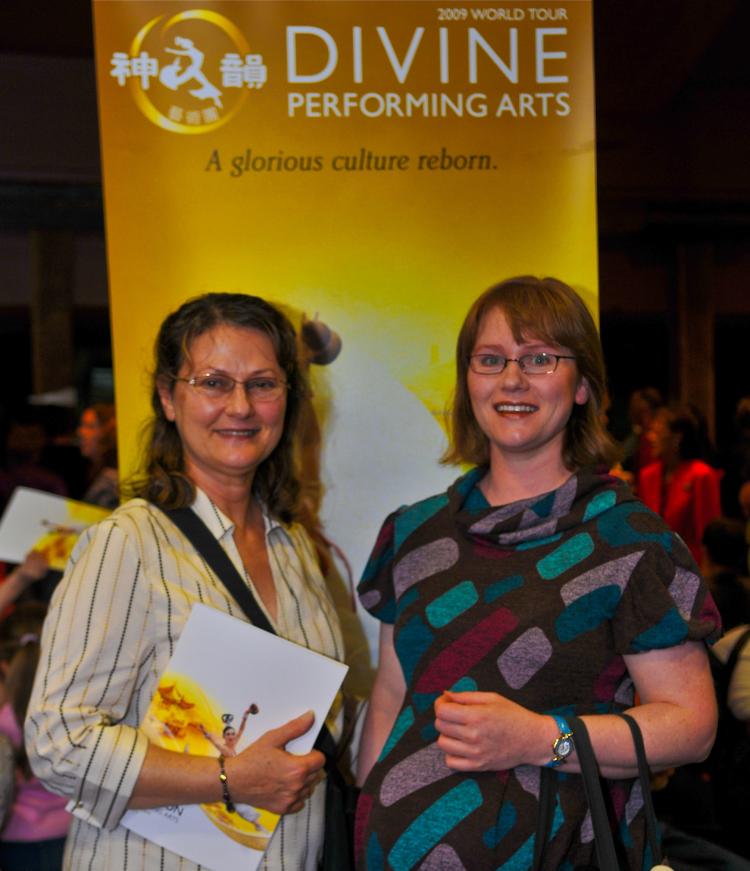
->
xmin=0 ymin=486 xmax=111 ymax=570
xmin=121 ymin=603 xmax=348 ymax=871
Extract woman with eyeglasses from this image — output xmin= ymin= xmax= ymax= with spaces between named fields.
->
xmin=356 ymin=276 xmax=720 ymax=870
xmin=25 ymin=294 xmax=345 ymax=870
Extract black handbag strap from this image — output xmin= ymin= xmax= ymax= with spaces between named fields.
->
xmin=157 ymin=504 xmax=339 ymax=759
xmin=533 ymin=713 xmax=667 ymax=870
xmin=568 ymin=715 xmax=623 ymax=871
xmin=532 ymin=766 xmax=556 ymax=871
xmin=617 ymin=713 xmax=663 ymax=866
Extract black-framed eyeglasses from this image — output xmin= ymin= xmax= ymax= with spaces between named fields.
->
xmin=468 ymin=353 xmax=576 ymax=375
xmin=173 ymin=372 xmax=287 ymax=402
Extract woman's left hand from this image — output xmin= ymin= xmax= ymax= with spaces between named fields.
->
xmin=434 ymin=690 xmax=549 ymax=771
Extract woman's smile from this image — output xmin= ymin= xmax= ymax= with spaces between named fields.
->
xmin=493 ymin=402 xmax=538 ymax=415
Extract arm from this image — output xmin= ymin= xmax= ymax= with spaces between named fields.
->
xmin=235 ymin=705 xmax=255 ymax=743
xmin=356 ymin=623 xmax=406 ymax=786
xmin=0 ymin=550 xmax=49 ymax=614
xmin=130 ymin=710 xmax=325 ymax=815
xmin=435 ymin=640 xmax=717 ymax=778
xmin=199 ymin=724 xmax=229 ymax=756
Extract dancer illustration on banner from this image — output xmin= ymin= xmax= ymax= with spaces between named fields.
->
xmin=160 ymin=36 xmax=223 ymax=108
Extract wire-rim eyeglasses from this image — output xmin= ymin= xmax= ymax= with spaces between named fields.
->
xmin=468 ymin=353 xmax=576 ymax=375
xmin=172 ymin=372 xmax=288 ymax=402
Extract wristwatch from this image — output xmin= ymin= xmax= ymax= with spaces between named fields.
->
xmin=546 ymin=714 xmax=574 ymax=767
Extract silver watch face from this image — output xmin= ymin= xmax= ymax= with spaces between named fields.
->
xmin=557 ymin=736 xmax=573 ymax=757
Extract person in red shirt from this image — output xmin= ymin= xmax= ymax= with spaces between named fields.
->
xmin=638 ymin=404 xmax=722 ymax=563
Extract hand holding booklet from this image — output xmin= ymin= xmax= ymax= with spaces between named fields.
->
xmin=121 ymin=604 xmax=348 ymax=871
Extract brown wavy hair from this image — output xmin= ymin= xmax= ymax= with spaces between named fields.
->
xmin=126 ymin=293 xmax=306 ymax=522
xmin=442 ymin=276 xmax=619 ymax=471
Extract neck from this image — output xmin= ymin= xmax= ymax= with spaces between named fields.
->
xmin=481 ymin=449 xmax=574 ymax=506
xmin=186 ymin=464 xmax=256 ymax=530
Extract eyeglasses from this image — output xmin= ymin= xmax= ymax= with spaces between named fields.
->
xmin=468 ymin=353 xmax=576 ymax=375
xmin=173 ymin=372 xmax=287 ymax=402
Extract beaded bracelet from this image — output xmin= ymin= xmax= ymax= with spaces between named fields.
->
xmin=217 ymin=754 xmax=236 ymax=814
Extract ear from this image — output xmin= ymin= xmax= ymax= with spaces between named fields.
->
xmin=574 ymin=377 xmax=590 ymax=406
xmin=156 ymin=377 xmax=176 ymax=422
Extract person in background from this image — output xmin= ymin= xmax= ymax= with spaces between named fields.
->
xmin=638 ymin=403 xmax=723 ymax=563
xmin=356 ymin=276 xmax=719 ymax=870
xmin=621 ymin=386 xmax=663 ymax=479
xmin=702 ymin=518 xmax=750 ymax=843
xmin=0 ymin=552 xmax=49 ymax=617
xmin=0 ymin=419 xmax=67 ymax=515
xmin=701 ymin=518 xmax=750 ymax=633
xmin=653 ymin=517 xmax=750 ymax=858
xmin=77 ymin=403 xmax=119 ymax=509
xmin=719 ymin=397 xmax=750 ymax=519
xmin=0 ymin=603 xmax=70 ymax=871
xmin=739 ymin=480 xmax=750 ymax=581
xmin=26 ymin=293 xmax=345 ymax=870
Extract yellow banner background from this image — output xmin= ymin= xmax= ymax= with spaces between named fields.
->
xmin=93 ymin=1 xmax=597 ymax=641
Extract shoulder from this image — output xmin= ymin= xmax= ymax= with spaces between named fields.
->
xmin=72 ymin=498 xmax=171 ymax=557
xmin=384 ymin=476 xmax=467 ymax=557
xmin=593 ymin=489 xmax=703 ymax=588
xmin=105 ymin=497 xmax=167 ymax=530
xmin=682 ymin=460 xmax=720 ymax=480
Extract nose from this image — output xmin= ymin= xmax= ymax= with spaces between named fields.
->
xmin=225 ymin=381 xmax=255 ymax=416
xmin=498 ymin=358 xmax=528 ymax=389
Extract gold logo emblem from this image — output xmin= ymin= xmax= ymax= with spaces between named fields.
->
xmin=109 ymin=9 xmax=266 ymax=134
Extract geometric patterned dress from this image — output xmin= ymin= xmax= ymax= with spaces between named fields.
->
xmin=356 ymin=467 xmax=720 ymax=870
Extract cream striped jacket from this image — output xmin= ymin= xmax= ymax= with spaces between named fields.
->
xmin=26 ymin=488 xmax=344 ymax=870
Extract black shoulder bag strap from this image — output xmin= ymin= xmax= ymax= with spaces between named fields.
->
xmin=158 ymin=505 xmax=340 ymax=759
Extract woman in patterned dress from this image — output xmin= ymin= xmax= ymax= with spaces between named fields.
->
xmin=356 ymin=277 xmax=720 ymax=870
xmin=26 ymin=293 xmax=344 ymax=870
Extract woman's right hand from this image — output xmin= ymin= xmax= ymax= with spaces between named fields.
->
xmin=225 ymin=710 xmax=325 ymax=814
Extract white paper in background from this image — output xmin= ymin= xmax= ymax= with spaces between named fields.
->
xmin=0 ymin=486 xmax=111 ymax=569
xmin=121 ymin=604 xmax=348 ymax=871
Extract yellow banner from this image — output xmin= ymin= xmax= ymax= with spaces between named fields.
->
xmin=93 ymin=0 xmax=596 ymax=596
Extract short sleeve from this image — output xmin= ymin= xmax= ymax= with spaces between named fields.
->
xmin=357 ymin=510 xmax=400 ymax=625
xmin=611 ymin=532 xmax=721 ymax=654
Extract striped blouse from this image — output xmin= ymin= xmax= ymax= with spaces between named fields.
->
xmin=26 ymin=488 xmax=345 ymax=870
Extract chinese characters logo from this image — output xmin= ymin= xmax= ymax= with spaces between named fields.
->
xmin=109 ymin=9 xmax=266 ymax=134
